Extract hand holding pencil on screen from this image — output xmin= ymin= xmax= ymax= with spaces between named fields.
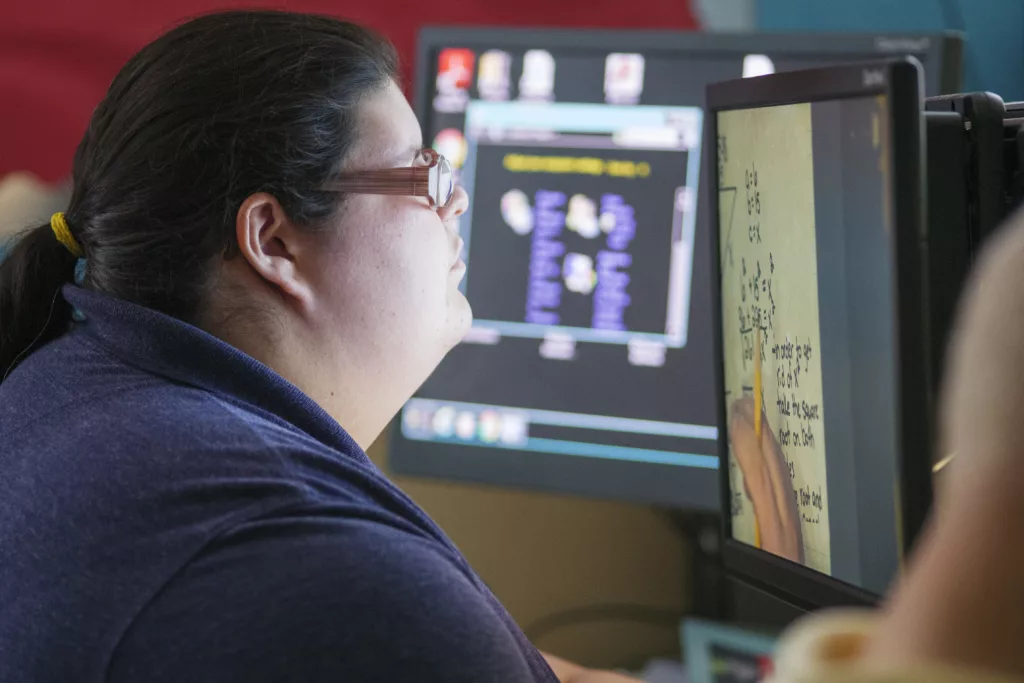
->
xmin=729 ymin=392 xmax=804 ymax=563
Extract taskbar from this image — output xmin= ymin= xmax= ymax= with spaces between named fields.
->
xmin=400 ymin=397 xmax=719 ymax=469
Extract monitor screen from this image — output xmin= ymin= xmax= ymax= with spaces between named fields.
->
xmin=717 ymin=87 xmax=904 ymax=594
xmin=388 ymin=29 xmax=956 ymax=510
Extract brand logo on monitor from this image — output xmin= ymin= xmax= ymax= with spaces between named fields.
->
xmin=862 ymin=68 xmax=887 ymax=88
xmin=875 ymin=36 xmax=930 ymax=52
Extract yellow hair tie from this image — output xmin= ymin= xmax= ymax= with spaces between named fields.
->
xmin=50 ymin=212 xmax=83 ymax=258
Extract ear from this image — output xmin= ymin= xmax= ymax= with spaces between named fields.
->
xmin=235 ymin=192 xmax=315 ymax=312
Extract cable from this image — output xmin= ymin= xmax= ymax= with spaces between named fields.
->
xmin=0 ymin=287 xmax=61 ymax=386
xmin=524 ymin=603 xmax=683 ymax=645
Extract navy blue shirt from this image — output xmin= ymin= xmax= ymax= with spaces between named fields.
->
xmin=0 ymin=286 xmax=557 ymax=683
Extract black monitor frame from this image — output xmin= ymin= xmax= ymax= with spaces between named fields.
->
xmin=390 ymin=26 xmax=958 ymax=512
xmin=412 ymin=28 xmax=964 ymax=115
xmin=707 ymin=59 xmax=931 ymax=608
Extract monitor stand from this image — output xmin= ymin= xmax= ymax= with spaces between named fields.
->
xmin=726 ymin=574 xmax=807 ymax=631
xmin=666 ymin=509 xmax=806 ymax=630
xmin=666 ymin=510 xmax=727 ymax=621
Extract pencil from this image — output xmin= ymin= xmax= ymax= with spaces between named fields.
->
xmin=753 ymin=327 xmax=762 ymax=549
xmin=754 ymin=327 xmax=762 ymax=439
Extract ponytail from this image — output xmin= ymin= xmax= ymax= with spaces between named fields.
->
xmin=0 ymin=223 xmax=77 ymax=381
xmin=4 ymin=11 xmax=400 ymax=381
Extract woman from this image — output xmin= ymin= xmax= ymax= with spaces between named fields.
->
xmin=0 ymin=11 xmax=633 ymax=682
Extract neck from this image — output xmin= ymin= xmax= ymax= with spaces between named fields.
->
xmin=201 ymin=309 xmax=392 ymax=451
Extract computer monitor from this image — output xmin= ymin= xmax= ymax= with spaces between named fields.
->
xmin=387 ymin=27 xmax=961 ymax=511
xmin=708 ymin=58 xmax=931 ymax=607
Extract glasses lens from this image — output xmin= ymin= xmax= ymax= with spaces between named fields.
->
xmin=437 ymin=154 xmax=454 ymax=207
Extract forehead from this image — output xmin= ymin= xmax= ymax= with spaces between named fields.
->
xmin=347 ymin=80 xmax=423 ymax=167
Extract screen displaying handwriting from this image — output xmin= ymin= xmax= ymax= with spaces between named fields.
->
xmin=718 ymin=103 xmax=830 ymax=575
xmin=717 ymin=93 xmax=906 ymax=593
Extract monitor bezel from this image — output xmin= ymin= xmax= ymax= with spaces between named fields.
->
xmin=706 ymin=58 xmax=930 ymax=608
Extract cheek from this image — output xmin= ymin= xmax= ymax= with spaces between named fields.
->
xmin=322 ymin=204 xmax=452 ymax=334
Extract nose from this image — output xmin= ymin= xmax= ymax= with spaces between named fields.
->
xmin=439 ymin=184 xmax=469 ymax=223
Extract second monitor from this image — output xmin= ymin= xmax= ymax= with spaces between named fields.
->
xmin=710 ymin=58 xmax=931 ymax=607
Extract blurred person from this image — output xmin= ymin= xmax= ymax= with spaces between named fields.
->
xmin=769 ymin=204 xmax=1024 ymax=683
xmin=0 ymin=12 xmax=636 ymax=683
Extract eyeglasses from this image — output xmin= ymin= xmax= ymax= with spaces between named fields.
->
xmin=321 ymin=147 xmax=455 ymax=209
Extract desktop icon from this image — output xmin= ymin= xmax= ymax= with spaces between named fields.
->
xmin=500 ymin=413 xmax=528 ymax=446
xmin=600 ymin=210 xmax=617 ymax=234
xmin=501 ymin=189 xmax=534 ymax=235
xmin=563 ymin=253 xmax=598 ymax=295
xmin=519 ymin=49 xmax=555 ymax=100
xmin=433 ymin=128 xmax=468 ymax=170
xmin=742 ymin=54 xmax=776 ymax=79
xmin=403 ymin=406 xmax=426 ymax=432
xmin=432 ymin=406 xmax=456 ymax=438
xmin=566 ymin=194 xmax=600 ymax=239
xmin=455 ymin=411 xmax=477 ymax=440
xmin=604 ymin=53 xmax=645 ymax=104
xmin=539 ymin=331 xmax=577 ymax=361
xmin=478 ymin=410 xmax=502 ymax=443
xmin=437 ymin=48 xmax=475 ymax=94
xmin=478 ymin=49 xmax=512 ymax=101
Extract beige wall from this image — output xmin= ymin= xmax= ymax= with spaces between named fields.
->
xmin=367 ymin=436 xmax=692 ymax=670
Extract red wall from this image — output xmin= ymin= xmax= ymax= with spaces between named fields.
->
xmin=0 ymin=0 xmax=698 ymax=183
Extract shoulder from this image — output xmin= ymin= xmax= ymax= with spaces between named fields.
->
xmin=5 ymin=326 xmax=348 ymax=483
xmin=108 ymin=513 xmax=542 ymax=683
xmin=3 ymin=329 xmax=256 ymax=452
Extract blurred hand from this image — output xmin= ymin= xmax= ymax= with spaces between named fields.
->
xmin=729 ymin=395 xmax=803 ymax=563
xmin=863 ymin=207 xmax=1024 ymax=678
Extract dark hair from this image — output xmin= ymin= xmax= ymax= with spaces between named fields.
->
xmin=0 ymin=10 xmax=398 ymax=380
